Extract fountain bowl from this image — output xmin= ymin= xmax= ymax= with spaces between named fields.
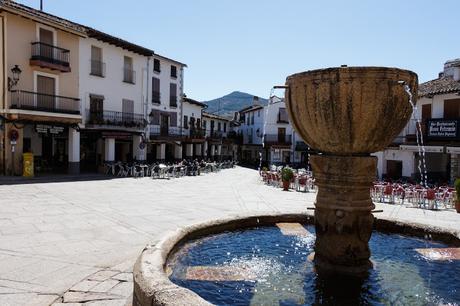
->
xmin=132 ymin=213 xmax=460 ymax=306
xmin=285 ymin=66 xmax=418 ymax=155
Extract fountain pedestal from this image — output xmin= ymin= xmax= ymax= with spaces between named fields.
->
xmin=285 ymin=66 xmax=418 ymax=275
xmin=311 ymin=155 xmax=376 ymax=274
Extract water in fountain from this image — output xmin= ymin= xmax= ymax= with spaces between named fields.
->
xmin=404 ymin=84 xmax=428 ymax=187
xmin=258 ymin=88 xmax=275 ymax=171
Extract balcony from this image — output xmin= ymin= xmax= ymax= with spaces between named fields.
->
xmin=10 ymin=90 xmax=80 ymax=115
xmin=30 ymin=42 xmax=71 ymax=72
xmin=86 ymin=109 xmax=146 ymax=129
xmin=209 ymin=131 xmax=223 ymax=140
xmin=264 ymin=134 xmax=292 ymax=146
xmin=189 ymin=128 xmax=205 ymax=139
xmin=90 ymin=60 xmax=106 ymax=77
xmin=149 ymin=126 xmax=185 ymax=139
xmin=123 ymin=68 xmax=136 ymax=84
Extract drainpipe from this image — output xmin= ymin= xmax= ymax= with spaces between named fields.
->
xmin=179 ymin=66 xmax=184 ymax=134
xmin=145 ymin=56 xmax=150 ymax=140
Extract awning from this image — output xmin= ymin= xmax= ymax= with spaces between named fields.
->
xmin=446 ymin=146 xmax=460 ymax=154
xmin=400 ymin=145 xmax=444 ymax=153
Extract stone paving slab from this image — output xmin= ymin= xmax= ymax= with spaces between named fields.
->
xmin=0 ymin=167 xmax=458 ymax=305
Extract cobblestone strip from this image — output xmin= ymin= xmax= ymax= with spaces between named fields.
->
xmin=51 ymin=259 xmax=134 ymax=306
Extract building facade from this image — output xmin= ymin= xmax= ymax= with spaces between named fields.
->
xmin=238 ymin=96 xmax=298 ymax=166
xmin=375 ymin=58 xmax=460 ymax=184
xmin=78 ymin=28 xmax=151 ymax=172
xmin=0 ymin=1 xmax=85 ymax=175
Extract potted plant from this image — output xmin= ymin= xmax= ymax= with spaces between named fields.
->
xmin=454 ymin=178 xmax=460 ymax=213
xmin=281 ymin=167 xmax=294 ymax=191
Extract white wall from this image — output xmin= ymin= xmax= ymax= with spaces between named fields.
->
xmin=373 ymin=149 xmax=415 ymax=178
xmin=147 ymin=55 xmax=185 ymax=129
xmin=182 ymin=102 xmax=203 ymax=133
xmin=202 ymin=115 xmax=229 ymax=137
xmin=79 ymin=37 xmax=147 ymax=122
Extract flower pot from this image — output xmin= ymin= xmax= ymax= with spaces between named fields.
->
xmin=282 ymin=180 xmax=290 ymax=191
xmin=456 ymin=200 xmax=460 ymax=213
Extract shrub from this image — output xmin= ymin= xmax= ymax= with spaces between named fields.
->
xmin=454 ymin=178 xmax=460 ymax=201
xmin=281 ymin=167 xmax=294 ymax=182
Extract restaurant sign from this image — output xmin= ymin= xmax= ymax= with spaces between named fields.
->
xmin=427 ymin=119 xmax=459 ymax=139
xmin=35 ymin=124 xmax=65 ymax=135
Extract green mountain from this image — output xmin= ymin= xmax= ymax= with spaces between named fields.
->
xmin=203 ymin=91 xmax=268 ymax=117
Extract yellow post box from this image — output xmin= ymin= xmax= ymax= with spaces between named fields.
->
xmin=23 ymin=153 xmax=34 ymax=177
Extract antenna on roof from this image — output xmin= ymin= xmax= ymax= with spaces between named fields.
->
xmin=40 ymin=0 xmax=43 ymax=11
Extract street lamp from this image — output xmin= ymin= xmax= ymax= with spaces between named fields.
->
xmin=8 ymin=65 xmax=22 ymax=91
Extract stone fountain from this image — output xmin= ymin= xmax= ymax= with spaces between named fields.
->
xmin=285 ymin=67 xmax=418 ymax=274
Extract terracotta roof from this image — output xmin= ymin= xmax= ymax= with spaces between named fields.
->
xmin=86 ymin=28 xmax=154 ymax=57
xmin=0 ymin=0 xmax=86 ymax=35
xmin=202 ymin=111 xmax=230 ymax=121
xmin=183 ymin=97 xmax=207 ymax=108
xmin=419 ymin=76 xmax=460 ymax=97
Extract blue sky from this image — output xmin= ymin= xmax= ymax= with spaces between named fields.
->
xmin=17 ymin=0 xmax=460 ymax=101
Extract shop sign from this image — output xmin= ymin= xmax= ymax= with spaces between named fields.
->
xmin=35 ymin=124 xmax=65 ymax=135
xmin=427 ymin=119 xmax=459 ymax=139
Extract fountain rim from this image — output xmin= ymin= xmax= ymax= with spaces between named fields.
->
xmin=132 ymin=212 xmax=459 ymax=306
xmin=286 ymin=66 xmax=418 ymax=81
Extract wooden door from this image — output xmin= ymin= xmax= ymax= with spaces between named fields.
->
xmin=160 ymin=115 xmax=169 ymax=136
xmin=89 ymin=97 xmax=103 ymax=123
xmin=37 ymin=75 xmax=55 ymax=111
xmin=278 ymin=127 xmax=286 ymax=143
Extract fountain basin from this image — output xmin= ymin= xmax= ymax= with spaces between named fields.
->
xmin=132 ymin=214 xmax=460 ymax=306
xmin=285 ymin=67 xmax=418 ymax=155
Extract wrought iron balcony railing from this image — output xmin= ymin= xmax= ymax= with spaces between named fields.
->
xmin=10 ymin=90 xmax=80 ymax=115
xmin=149 ymin=125 xmax=185 ymax=138
xmin=90 ymin=60 xmax=106 ymax=77
xmin=209 ymin=131 xmax=223 ymax=139
xmin=86 ymin=109 xmax=146 ymax=128
xmin=189 ymin=128 xmax=205 ymax=139
xmin=30 ymin=42 xmax=70 ymax=72
xmin=264 ymin=134 xmax=292 ymax=145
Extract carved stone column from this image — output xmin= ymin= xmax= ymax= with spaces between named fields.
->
xmin=310 ymin=155 xmax=376 ymax=274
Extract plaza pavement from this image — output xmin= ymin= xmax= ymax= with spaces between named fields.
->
xmin=0 ymin=167 xmax=458 ymax=305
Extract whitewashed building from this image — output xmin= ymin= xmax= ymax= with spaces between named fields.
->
xmin=202 ymin=112 xmax=235 ymax=160
xmin=78 ymin=28 xmax=152 ymax=172
xmin=375 ymin=58 xmax=460 ymax=184
xmin=239 ymin=96 xmax=301 ymax=166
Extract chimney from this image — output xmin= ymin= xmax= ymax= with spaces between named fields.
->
xmin=253 ymin=96 xmax=260 ymax=105
xmin=439 ymin=72 xmax=444 ymax=78
xmin=444 ymin=58 xmax=460 ymax=81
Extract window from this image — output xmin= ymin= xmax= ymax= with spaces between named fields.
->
xmin=90 ymin=46 xmax=104 ymax=77
xmin=122 ymin=99 xmax=134 ymax=123
xmin=170 ymin=83 xmax=177 ymax=107
xmin=171 ymin=65 xmax=177 ymax=78
xmin=89 ymin=94 xmax=104 ymax=123
xmin=258 ymin=110 xmax=260 ymax=117
xmin=197 ymin=118 xmax=201 ymax=129
xmin=36 ymin=75 xmax=56 ymax=110
xmin=154 ymin=59 xmax=161 ymax=73
xmin=203 ymin=120 xmax=207 ymax=129
xmin=123 ymin=56 xmax=135 ymax=84
xmin=278 ymin=107 xmax=289 ymax=123
xmin=39 ymin=27 xmax=54 ymax=45
xmin=218 ymin=122 xmax=221 ymax=131
xmin=251 ymin=113 xmax=254 ymax=125
xmin=184 ymin=115 xmax=188 ymax=129
xmin=443 ymin=99 xmax=460 ymax=119
xmin=224 ymin=122 xmax=227 ymax=132
xmin=152 ymin=77 xmax=160 ymax=104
